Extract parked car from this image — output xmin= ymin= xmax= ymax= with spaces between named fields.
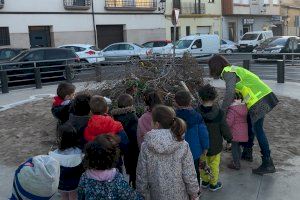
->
xmin=142 ymin=40 xmax=172 ymax=55
xmin=58 ymin=44 xmax=105 ymax=63
xmin=1 ymin=48 xmax=79 ymax=85
xmin=252 ymin=36 xmax=300 ymax=60
xmin=101 ymin=42 xmax=152 ymax=62
xmin=238 ymin=31 xmax=273 ymax=52
xmin=0 ymin=48 xmax=27 ymax=62
xmin=173 ymin=34 xmax=220 ymax=60
xmin=220 ymin=39 xmax=238 ymax=53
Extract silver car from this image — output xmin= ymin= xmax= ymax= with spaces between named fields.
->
xmin=220 ymin=39 xmax=238 ymax=53
xmin=102 ymin=42 xmax=151 ymax=62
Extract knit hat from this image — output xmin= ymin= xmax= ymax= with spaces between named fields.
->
xmin=11 ymin=155 xmax=60 ymax=200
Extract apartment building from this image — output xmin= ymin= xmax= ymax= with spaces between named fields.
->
xmin=165 ymin=0 xmax=222 ymax=41
xmin=0 ymin=0 xmax=166 ymax=48
xmin=222 ymin=0 xmax=283 ymax=41
xmin=281 ymin=0 xmax=300 ymax=36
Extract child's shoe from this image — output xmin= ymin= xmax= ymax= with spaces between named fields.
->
xmin=227 ymin=161 xmax=241 ymax=170
xmin=201 ymin=181 xmax=210 ymax=189
xmin=209 ymin=182 xmax=222 ymax=192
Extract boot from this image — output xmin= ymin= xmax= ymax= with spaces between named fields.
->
xmin=252 ymin=157 xmax=276 ymax=175
xmin=241 ymin=147 xmax=253 ymax=162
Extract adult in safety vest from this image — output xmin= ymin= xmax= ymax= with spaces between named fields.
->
xmin=208 ymin=55 xmax=278 ymax=175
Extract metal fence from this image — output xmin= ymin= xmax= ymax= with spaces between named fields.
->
xmin=1 ymin=53 xmax=300 ymax=94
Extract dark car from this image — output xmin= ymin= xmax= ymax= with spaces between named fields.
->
xmin=252 ymin=36 xmax=300 ymax=60
xmin=1 ymin=48 xmax=79 ymax=85
xmin=0 ymin=48 xmax=26 ymax=62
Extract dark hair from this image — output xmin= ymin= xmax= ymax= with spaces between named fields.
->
xmin=57 ymin=82 xmax=76 ymax=99
xmin=208 ymin=55 xmax=231 ymax=78
xmin=90 ymin=95 xmax=108 ymax=115
xmin=198 ymin=84 xmax=217 ymax=102
xmin=57 ymin=122 xmax=79 ymax=151
xmin=117 ymin=94 xmax=133 ymax=108
xmin=83 ymin=134 xmax=120 ymax=170
xmin=71 ymin=92 xmax=91 ymax=116
xmin=143 ymin=89 xmax=162 ymax=111
xmin=152 ymin=105 xmax=186 ymax=141
xmin=175 ymin=90 xmax=192 ymax=107
xmin=234 ymin=91 xmax=243 ymax=100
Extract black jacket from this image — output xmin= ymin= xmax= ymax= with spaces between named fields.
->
xmin=197 ymin=104 xmax=232 ymax=156
xmin=111 ymin=106 xmax=139 ymax=177
xmin=67 ymin=114 xmax=90 ymax=149
xmin=51 ymin=104 xmax=72 ymax=125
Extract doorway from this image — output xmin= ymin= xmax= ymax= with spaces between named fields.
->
xmin=243 ymin=25 xmax=251 ymax=35
xmin=28 ymin=26 xmax=52 ymax=48
xmin=228 ymin=22 xmax=236 ymax=41
xmin=96 ymin=25 xmax=124 ymax=49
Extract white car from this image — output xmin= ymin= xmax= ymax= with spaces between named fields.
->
xmin=102 ymin=42 xmax=152 ymax=62
xmin=142 ymin=40 xmax=172 ymax=56
xmin=220 ymin=39 xmax=238 ymax=53
xmin=58 ymin=44 xmax=105 ymax=63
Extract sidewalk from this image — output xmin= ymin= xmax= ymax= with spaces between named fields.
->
xmin=0 ymin=80 xmax=300 ymax=199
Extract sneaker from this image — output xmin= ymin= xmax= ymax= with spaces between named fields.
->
xmin=209 ymin=182 xmax=223 ymax=192
xmin=201 ymin=181 xmax=210 ymax=189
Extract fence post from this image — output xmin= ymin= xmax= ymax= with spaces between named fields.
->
xmin=95 ymin=64 xmax=102 ymax=82
xmin=34 ymin=63 xmax=42 ymax=89
xmin=0 ymin=70 xmax=9 ymax=93
xmin=243 ymin=60 xmax=250 ymax=70
xmin=65 ymin=65 xmax=72 ymax=83
xmin=277 ymin=60 xmax=285 ymax=83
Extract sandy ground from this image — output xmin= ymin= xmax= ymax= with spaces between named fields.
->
xmin=0 ymin=95 xmax=299 ymax=171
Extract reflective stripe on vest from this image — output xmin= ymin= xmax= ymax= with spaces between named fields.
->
xmin=221 ymin=66 xmax=272 ymax=109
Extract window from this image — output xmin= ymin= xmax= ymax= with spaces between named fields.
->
xmin=186 ymin=26 xmax=190 ymax=36
xmin=143 ymin=42 xmax=154 ymax=48
xmin=0 ymin=27 xmax=10 ymax=46
xmin=90 ymin=46 xmax=100 ymax=51
xmin=208 ymin=0 xmax=215 ymax=3
xmin=24 ymin=50 xmax=44 ymax=61
xmin=272 ymin=0 xmax=279 ymax=4
xmin=118 ymin=44 xmax=134 ymax=50
xmin=173 ymin=0 xmax=181 ymax=9
xmin=221 ymin=40 xmax=227 ymax=45
xmin=234 ymin=0 xmax=250 ymax=4
xmin=192 ymin=39 xmax=202 ymax=49
xmin=258 ymin=34 xmax=263 ymax=40
xmin=0 ymin=50 xmax=16 ymax=60
xmin=104 ymin=44 xmax=119 ymax=52
xmin=154 ymin=41 xmax=168 ymax=47
xmin=45 ymin=49 xmax=70 ymax=60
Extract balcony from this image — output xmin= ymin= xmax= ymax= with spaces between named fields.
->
xmin=181 ymin=2 xmax=206 ymax=15
xmin=63 ymin=0 xmax=91 ymax=10
xmin=105 ymin=0 xmax=157 ymax=11
xmin=0 ymin=0 xmax=4 ymax=9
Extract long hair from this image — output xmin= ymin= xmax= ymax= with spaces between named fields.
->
xmin=208 ymin=55 xmax=231 ymax=78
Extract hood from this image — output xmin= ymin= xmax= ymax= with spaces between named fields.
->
xmin=110 ymin=106 xmax=136 ymax=116
xmin=69 ymin=113 xmax=90 ymax=124
xmin=176 ymin=108 xmax=203 ymax=127
xmin=145 ymin=129 xmax=182 ymax=154
xmin=52 ymin=96 xmax=64 ymax=107
xmin=49 ymin=148 xmax=83 ymax=168
xmin=198 ymin=104 xmax=221 ymax=121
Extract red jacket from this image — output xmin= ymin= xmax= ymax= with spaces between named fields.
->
xmin=84 ymin=115 xmax=123 ymax=142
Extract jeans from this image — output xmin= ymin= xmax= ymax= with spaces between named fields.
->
xmin=231 ymin=142 xmax=241 ymax=166
xmin=240 ymin=114 xmax=255 ymax=148
xmin=241 ymin=116 xmax=271 ymax=158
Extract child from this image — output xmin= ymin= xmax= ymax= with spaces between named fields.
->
xmin=111 ymin=94 xmax=139 ymax=188
xmin=226 ymin=92 xmax=248 ymax=170
xmin=84 ymin=95 xmax=129 ymax=172
xmin=197 ymin=84 xmax=232 ymax=192
xmin=67 ymin=92 xmax=91 ymax=149
xmin=49 ymin=123 xmax=84 ymax=200
xmin=10 ymin=155 xmax=60 ymax=200
xmin=137 ymin=88 xmax=162 ymax=148
xmin=78 ymin=134 xmax=143 ymax=199
xmin=52 ymin=82 xmax=76 ymax=125
xmin=136 ymin=105 xmax=200 ymax=200
xmin=175 ymin=90 xmax=209 ymax=185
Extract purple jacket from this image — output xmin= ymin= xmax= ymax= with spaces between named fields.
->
xmin=137 ymin=111 xmax=152 ymax=148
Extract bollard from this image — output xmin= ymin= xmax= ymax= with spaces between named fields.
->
xmin=243 ymin=60 xmax=250 ymax=70
xmin=65 ymin=65 xmax=72 ymax=83
xmin=0 ymin=70 xmax=9 ymax=93
xmin=277 ymin=60 xmax=285 ymax=83
xmin=95 ymin=65 xmax=102 ymax=82
xmin=34 ymin=67 xmax=42 ymax=89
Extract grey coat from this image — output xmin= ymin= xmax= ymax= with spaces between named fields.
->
xmin=136 ymin=129 xmax=199 ymax=200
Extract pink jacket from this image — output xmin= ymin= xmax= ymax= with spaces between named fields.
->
xmin=226 ymin=100 xmax=248 ymax=142
xmin=137 ymin=111 xmax=153 ymax=148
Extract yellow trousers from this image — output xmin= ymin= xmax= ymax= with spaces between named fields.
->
xmin=200 ymin=153 xmax=221 ymax=186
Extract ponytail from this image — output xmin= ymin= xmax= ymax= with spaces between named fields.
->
xmin=171 ymin=117 xmax=186 ymax=141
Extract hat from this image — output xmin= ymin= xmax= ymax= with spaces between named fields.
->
xmin=11 ymin=155 xmax=60 ymax=200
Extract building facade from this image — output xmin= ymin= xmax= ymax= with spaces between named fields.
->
xmin=281 ymin=0 xmax=300 ymax=36
xmin=222 ymin=0 xmax=283 ymax=41
xmin=0 ymin=0 xmax=166 ymax=48
xmin=165 ymin=0 xmax=222 ymax=41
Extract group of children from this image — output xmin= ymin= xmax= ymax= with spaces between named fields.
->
xmin=11 ymin=81 xmax=250 ymax=200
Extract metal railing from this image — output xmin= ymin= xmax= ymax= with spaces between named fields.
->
xmin=63 ymin=0 xmax=91 ymax=10
xmin=105 ymin=0 xmax=157 ymax=11
xmin=181 ymin=2 xmax=205 ymax=15
xmin=0 ymin=0 xmax=4 ymax=9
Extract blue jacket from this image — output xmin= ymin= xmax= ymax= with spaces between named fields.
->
xmin=176 ymin=108 xmax=209 ymax=160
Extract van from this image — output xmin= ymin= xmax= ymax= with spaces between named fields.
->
xmin=174 ymin=34 xmax=220 ymax=60
xmin=238 ymin=31 xmax=273 ymax=52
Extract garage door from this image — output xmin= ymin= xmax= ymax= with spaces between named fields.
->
xmin=197 ymin=26 xmax=211 ymax=35
xmin=97 ymin=25 xmax=124 ymax=49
